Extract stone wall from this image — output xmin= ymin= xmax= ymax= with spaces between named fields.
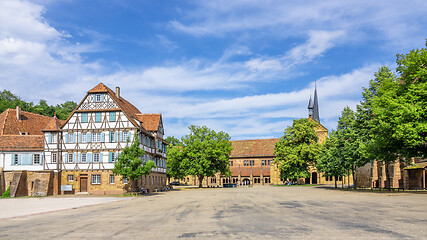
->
xmin=4 ymin=171 xmax=54 ymax=197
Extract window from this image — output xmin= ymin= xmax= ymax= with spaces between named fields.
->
xmin=52 ymin=153 xmax=57 ymax=163
xmin=93 ymin=153 xmax=100 ymax=163
xmin=68 ymin=133 xmax=75 ymax=143
xmin=262 ymin=160 xmax=265 ymax=166
xmin=123 ymin=132 xmax=129 ymax=141
xmin=250 ymin=160 xmax=254 ymax=166
xmin=92 ymin=133 xmax=101 ymax=142
xmin=109 ymin=175 xmax=115 ymax=184
xmin=52 ymin=134 xmax=57 ymax=143
xmin=123 ymin=178 xmax=128 ymax=184
xmin=109 ymin=112 xmax=116 ymax=122
xmin=95 ymin=94 xmax=102 ymax=102
xmin=230 ymin=161 xmax=233 ymax=167
xmin=14 ymin=154 xmax=18 ymax=165
xmin=33 ymin=154 xmax=40 ymax=164
xmin=68 ymin=153 xmax=74 ymax=163
xmin=95 ymin=112 xmax=101 ymax=122
xmin=81 ymin=113 xmax=88 ymax=123
xmin=81 ymin=153 xmax=87 ymax=163
xmin=91 ymin=174 xmax=101 ymax=184
xmin=68 ymin=175 xmax=74 ymax=182
xmin=82 ymin=133 xmax=87 ymax=143
xmin=110 ymin=132 xmax=116 ymax=142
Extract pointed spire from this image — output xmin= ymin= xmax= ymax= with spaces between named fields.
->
xmin=308 ymin=94 xmax=313 ymax=117
xmin=312 ymin=83 xmax=320 ymax=122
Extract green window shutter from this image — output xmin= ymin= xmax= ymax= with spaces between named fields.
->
xmin=101 ymin=94 xmax=105 ymax=102
xmin=11 ymin=154 xmax=15 ymax=165
xmin=99 ymin=152 xmax=103 ymax=162
xmin=64 ymin=133 xmax=68 ymax=143
xmin=120 ymin=132 xmax=123 ymax=142
xmin=87 ymin=153 xmax=92 ymax=163
xmin=78 ymin=152 xmax=81 ymax=163
xmin=109 ymin=152 xmax=113 ymax=163
xmin=40 ymin=153 xmax=44 ymax=165
xmin=109 ymin=112 xmax=115 ymax=122
xmin=65 ymin=153 xmax=68 ymax=163
xmin=101 ymin=133 xmax=105 ymax=143
xmin=128 ymin=131 xmax=132 ymax=141
xmin=78 ymin=133 xmax=81 ymax=143
xmin=87 ymin=132 xmax=91 ymax=143
xmin=48 ymin=133 xmax=51 ymax=144
xmin=73 ymin=153 xmax=77 ymax=163
xmin=82 ymin=113 xmax=88 ymax=123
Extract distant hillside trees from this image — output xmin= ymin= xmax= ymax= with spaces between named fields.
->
xmin=0 ymin=90 xmax=77 ymax=120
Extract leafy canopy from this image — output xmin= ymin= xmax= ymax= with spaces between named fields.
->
xmin=167 ymin=125 xmax=232 ymax=187
xmin=274 ymin=118 xmax=321 ymax=180
xmin=112 ymin=137 xmax=155 ymax=183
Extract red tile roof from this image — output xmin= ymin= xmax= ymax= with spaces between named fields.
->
xmin=137 ymin=114 xmax=161 ymax=132
xmin=87 ymin=83 xmax=109 ymax=93
xmin=42 ymin=116 xmax=62 ymax=131
xmin=230 ymin=138 xmax=279 ymax=158
xmin=0 ymin=109 xmax=65 ymax=135
xmin=0 ymin=135 xmax=44 ymax=151
xmin=230 ymin=166 xmax=271 ymax=177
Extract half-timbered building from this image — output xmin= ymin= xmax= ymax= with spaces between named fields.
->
xmin=0 ymin=83 xmax=167 ymax=196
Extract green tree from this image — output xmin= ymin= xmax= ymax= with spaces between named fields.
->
xmin=112 ymin=137 xmax=156 ymax=192
xmin=167 ymin=125 xmax=232 ymax=188
xmin=164 ymin=136 xmax=181 ymax=146
xmin=54 ymin=101 xmax=77 ymax=120
xmin=274 ymin=118 xmax=321 ymax=181
xmin=316 ymin=131 xmax=347 ymax=188
xmin=371 ymin=44 xmax=427 ymax=161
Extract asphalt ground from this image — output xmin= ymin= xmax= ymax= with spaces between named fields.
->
xmin=0 ymin=186 xmax=426 ymax=239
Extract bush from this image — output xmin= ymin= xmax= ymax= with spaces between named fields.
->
xmin=1 ymin=187 xmax=10 ymax=198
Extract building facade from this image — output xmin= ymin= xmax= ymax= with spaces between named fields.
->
xmin=0 ymin=83 xmax=167 ymax=196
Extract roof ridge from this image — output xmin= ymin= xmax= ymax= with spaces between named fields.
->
xmin=231 ymin=138 xmax=280 ymax=142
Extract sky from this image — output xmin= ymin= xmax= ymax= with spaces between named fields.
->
xmin=0 ymin=0 xmax=426 ymax=140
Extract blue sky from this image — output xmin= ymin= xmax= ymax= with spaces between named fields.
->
xmin=1 ymin=0 xmax=426 ymax=139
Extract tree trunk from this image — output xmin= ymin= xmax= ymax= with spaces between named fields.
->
xmin=347 ymin=170 xmax=350 ymax=188
xmin=198 ymin=175 xmax=204 ymax=188
xmin=334 ymin=178 xmax=337 ymax=188
xmin=385 ymin=162 xmax=390 ymax=189
xmin=352 ymin=167 xmax=356 ymax=190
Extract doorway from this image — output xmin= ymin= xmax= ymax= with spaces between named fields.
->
xmin=242 ymin=178 xmax=250 ymax=186
xmin=80 ymin=177 xmax=88 ymax=192
xmin=312 ymin=172 xmax=318 ymax=184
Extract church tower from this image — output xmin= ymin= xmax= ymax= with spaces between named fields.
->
xmin=308 ymin=83 xmax=320 ymax=122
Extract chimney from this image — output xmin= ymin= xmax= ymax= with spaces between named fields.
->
xmin=115 ymin=87 xmax=120 ymax=99
xmin=16 ymin=106 xmax=21 ymax=121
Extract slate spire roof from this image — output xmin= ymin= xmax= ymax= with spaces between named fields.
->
xmin=312 ymin=83 xmax=320 ymax=122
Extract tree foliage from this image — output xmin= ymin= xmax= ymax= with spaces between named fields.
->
xmin=0 ymin=90 xmax=76 ymax=120
xmin=166 ymin=125 xmax=232 ymax=188
xmin=370 ymin=45 xmax=427 ymax=160
xmin=274 ymin=118 xmax=321 ymax=180
xmin=164 ymin=136 xmax=181 ymax=146
xmin=112 ymin=137 xmax=155 ymax=191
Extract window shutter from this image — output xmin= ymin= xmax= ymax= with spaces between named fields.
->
xmin=78 ymin=133 xmax=81 ymax=143
xmin=128 ymin=131 xmax=132 ymax=141
xmin=73 ymin=153 xmax=76 ymax=163
xmin=92 ymin=94 xmax=95 ymax=102
xmin=101 ymin=94 xmax=105 ymax=102
xmin=77 ymin=152 xmax=81 ymax=163
xmin=64 ymin=133 xmax=68 ymax=143
xmin=40 ymin=153 xmax=44 ymax=165
xmin=99 ymin=152 xmax=103 ymax=162
xmin=65 ymin=153 xmax=68 ymax=163
xmin=87 ymin=132 xmax=91 ymax=143
xmin=120 ymin=132 xmax=123 ymax=142
xmin=109 ymin=152 xmax=113 ymax=163
xmin=101 ymin=133 xmax=105 ymax=143
xmin=47 ymin=133 xmax=51 ymax=144
xmin=11 ymin=154 xmax=15 ymax=165
xmin=87 ymin=152 xmax=92 ymax=163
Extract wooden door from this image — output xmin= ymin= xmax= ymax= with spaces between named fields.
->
xmin=80 ymin=177 xmax=88 ymax=192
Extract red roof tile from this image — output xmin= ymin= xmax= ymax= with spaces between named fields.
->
xmin=137 ymin=114 xmax=161 ymax=132
xmin=230 ymin=138 xmax=279 ymax=158
xmin=0 ymin=135 xmax=44 ymax=151
xmin=87 ymin=83 xmax=109 ymax=93
xmin=0 ymin=109 xmax=64 ymax=135
xmin=42 ymin=116 xmax=63 ymax=131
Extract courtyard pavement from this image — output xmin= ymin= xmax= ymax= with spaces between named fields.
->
xmin=0 ymin=186 xmax=426 ymax=239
